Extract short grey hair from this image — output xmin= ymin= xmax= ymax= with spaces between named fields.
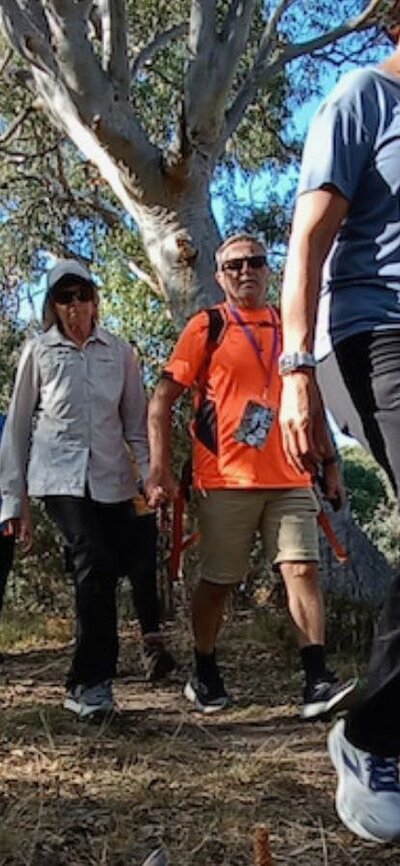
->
xmin=215 ymin=234 xmax=267 ymax=270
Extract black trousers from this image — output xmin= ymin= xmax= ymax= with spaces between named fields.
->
xmin=45 ymin=495 xmax=160 ymax=689
xmin=331 ymin=330 xmax=400 ymax=755
xmin=0 ymin=533 xmax=15 ymax=614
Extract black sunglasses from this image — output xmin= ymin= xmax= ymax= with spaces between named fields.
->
xmin=52 ymin=285 xmax=95 ymax=305
xmin=221 ymin=254 xmax=267 ymax=273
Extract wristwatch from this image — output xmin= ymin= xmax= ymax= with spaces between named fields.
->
xmin=278 ymin=351 xmax=316 ymax=375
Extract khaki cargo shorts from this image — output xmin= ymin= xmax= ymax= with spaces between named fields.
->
xmin=197 ymin=487 xmax=319 ymax=586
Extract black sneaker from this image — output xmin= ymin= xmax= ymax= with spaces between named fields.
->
xmin=142 ymin=640 xmax=177 ymax=683
xmin=301 ymin=676 xmax=358 ymax=721
xmin=184 ymin=670 xmax=230 ymax=714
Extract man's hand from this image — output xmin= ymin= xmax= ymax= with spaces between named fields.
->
xmin=279 ymin=370 xmax=326 ymax=473
xmin=145 ymin=468 xmax=179 ymax=509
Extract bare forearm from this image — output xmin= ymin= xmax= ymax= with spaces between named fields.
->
xmin=281 ymin=189 xmax=349 ymax=353
xmin=281 ymin=234 xmax=323 ymax=353
xmin=148 ymin=396 xmax=173 ymax=471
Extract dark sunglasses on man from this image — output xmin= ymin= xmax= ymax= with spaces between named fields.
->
xmin=221 ymin=254 xmax=267 ymax=273
xmin=52 ymin=283 xmax=95 ymax=305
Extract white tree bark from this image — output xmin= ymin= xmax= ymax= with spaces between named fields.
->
xmin=0 ymin=0 xmax=387 ymax=319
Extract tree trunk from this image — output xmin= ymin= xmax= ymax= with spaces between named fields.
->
xmin=319 ymin=503 xmax=392 ymax=605
xmin=133 ymin=192 xmax=224 ymax=320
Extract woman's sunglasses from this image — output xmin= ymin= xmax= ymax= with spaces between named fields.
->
xmin=52 ymin=284 xmax=95 ymax=305
xmin=221 ymin=254 xmax=267 ymax=273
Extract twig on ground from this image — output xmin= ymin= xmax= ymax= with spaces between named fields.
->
xmin=254 ymin=824 xmax=275 ymax=866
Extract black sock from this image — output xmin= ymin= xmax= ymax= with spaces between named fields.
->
xmin=195 ymin=648 xmax=217 ymax=681
xmin=300 ymin=644 xmax=327 ymax=685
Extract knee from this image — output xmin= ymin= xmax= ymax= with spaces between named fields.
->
xmin=280 ymin=561 xmax=318 ymax=583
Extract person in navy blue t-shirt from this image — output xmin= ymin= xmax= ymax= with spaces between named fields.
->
xmin=279 ymin=3 xmax=400 ymax=846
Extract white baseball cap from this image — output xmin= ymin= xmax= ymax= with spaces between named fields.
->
xmin=47 ymin=259 xmax=93 ymax=292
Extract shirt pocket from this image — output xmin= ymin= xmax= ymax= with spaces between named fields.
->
xmin=38 ymin=347 xmax=76 ymax=383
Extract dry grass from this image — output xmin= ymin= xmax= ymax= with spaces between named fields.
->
xmin=0 ymin=606 xmax=397 ymax=866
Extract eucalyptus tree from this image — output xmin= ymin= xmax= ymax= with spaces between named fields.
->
xmin=0 ymin=0 xmax=388 ymax=318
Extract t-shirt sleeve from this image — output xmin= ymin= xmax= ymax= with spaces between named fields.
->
xmin=298 ymin=73 xmax=377 ymax=202
xmin=163 ymin=310 xmax=209 ymax=387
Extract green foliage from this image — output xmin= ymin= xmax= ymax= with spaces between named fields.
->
xmin=341 ymin=445 xmax=400 ymax=567
xmin=98 ymin=233 xmax=193 ymax=468
xmin=367 ymin=498 xmax=400 ymax=567
xmin=341 ymin=446 xmax=389 ymax=526
xmin=5 ymin=501 xmax=71 ymax=616
xmin=0 ymin=316 xmax=26 ymax=411
xmin=98 ymin=228 xmax=179 ymax=385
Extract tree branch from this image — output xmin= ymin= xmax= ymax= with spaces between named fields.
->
xmin=128 ymin=260 xmax=160 ymax=296
xmin=258 ymin=0 xmax=295 ymax=52
xmin=95 ymin=0 xmax=129 ymax=100
xmin=225 ymin=0 xmax=384 ymax=141
xmin=0 ymin=0 xmax=56 ymax=73
xmin=0 ymin=46 xmax=13 ymax=77
xmin=281 ymin=0 xmax=385 ymax=66
xmin=188 ymin=0 xmax=216 ymax=53
xmin=1 ymin=1 xmax=164 ymax=199
xmin=184 ymin=0 xmax=256 ymax=157
xmin=131 ymin=23 xmax=187 ymax=78
xmin=0 ymin=105 xmax=34 ymax=145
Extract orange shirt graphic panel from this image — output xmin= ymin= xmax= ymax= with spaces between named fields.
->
xmin=163 ymin=303 xmax=311 ymax=490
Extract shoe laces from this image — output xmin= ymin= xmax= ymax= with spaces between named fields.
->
xmin=367 ymin=755 xmax=400 ymax=793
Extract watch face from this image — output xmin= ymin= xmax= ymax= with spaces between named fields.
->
xmin=279 ymin=352 xmax=315 ymax=375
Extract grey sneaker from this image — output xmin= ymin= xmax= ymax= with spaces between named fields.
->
xmin=64 ymin=680 xmax=115 ymax=718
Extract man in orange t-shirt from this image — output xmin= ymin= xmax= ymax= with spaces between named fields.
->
xmin=147 ymin=234 xmax=354 ymax=716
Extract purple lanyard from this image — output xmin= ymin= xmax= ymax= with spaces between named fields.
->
xmin=228 ymin=304 xmax=279 ymax=389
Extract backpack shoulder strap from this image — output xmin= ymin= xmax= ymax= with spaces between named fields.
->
xmin=206 ymin=306 xmax=226 ymax=346
xmin=196 ymin=305 xmax=227 ymax=395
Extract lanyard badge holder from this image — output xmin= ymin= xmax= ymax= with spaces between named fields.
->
xmin=229 ymin=305 xmax=280 ymax=449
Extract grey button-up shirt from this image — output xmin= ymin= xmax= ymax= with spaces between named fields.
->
xmin=0 ymin=325 xmax=149 ymax=521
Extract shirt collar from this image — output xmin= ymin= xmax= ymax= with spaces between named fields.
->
xmin=43 ymin=324 xmax=111 ymax=348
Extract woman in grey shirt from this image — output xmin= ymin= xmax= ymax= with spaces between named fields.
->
xmin=0 ymin=259 xmax=166 ymax=716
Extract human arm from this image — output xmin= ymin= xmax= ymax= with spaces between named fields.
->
xmin=146 ymin=377 xmax=185 ymax=508
xmin=279 ymin=188 xmax=350 ymax=472
xmin=146 ymin=311 xmax=210 ymax=507
xmin=120 ymin=343 xmax=150 ymax=481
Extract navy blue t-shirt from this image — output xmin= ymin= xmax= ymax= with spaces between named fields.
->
xmin=298 ymin=68 xmax=400 ymax=357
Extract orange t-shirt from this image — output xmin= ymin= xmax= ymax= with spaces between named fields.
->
xmin=163 ymin=303 xmax=311 ymax=490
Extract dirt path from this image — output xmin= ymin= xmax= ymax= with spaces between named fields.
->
xmin=0 ymin=614 xmax=396 ymax=865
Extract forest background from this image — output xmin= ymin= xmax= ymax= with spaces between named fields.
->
xmin=0 ymin=0 xmax=398 ymax=625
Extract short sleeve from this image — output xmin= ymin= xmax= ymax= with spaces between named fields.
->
xmin=298 ymin=71 xmax=378 ymax=202
xmin=163 ymin=310 xmax=210 ymax=387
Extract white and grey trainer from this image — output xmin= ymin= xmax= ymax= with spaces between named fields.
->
xmin=328 ymin=718 xmax=400 ymax=843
